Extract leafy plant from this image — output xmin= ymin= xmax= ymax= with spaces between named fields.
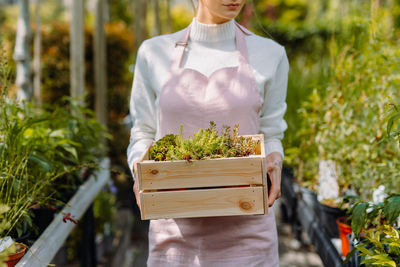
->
xmin=353 ymin=225 xmax=400 ymax=267
xmin=0 ymin=46 xmax=109 ymax=239
xmin=349 ymin=195 xmax=400 ymax=238
xmin=290 ymin=4 xmax=400 ymax=200
xmin=346 ymin=195 xmax=400 ymax=266
xmin=387 ymin=104 xmax=400 ymax=146
xmin=150 ymin=122 xmax=260 ymax=161
xmin=93 ymin=181 xmax=117 ymax=236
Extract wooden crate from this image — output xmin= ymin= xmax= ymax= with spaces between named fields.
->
xmin=136 ymin=134 xmax=268 ymax=220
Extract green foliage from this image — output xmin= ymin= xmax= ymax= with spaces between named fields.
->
xmin=149 ymin=134 xmax=177 ymax=161
xmin=66 ymin=182 xmax=117 ymax=261
xmin=383 ymin=196 xmax=400 ymax=226
xmin=387 ymin=104 xmax=400 ymax=146
xmin=0 ymin=205 xmax=11 ymax=239
xmin=251 ymin=1 xmax=341 ymax=168
xmin=93 ymin=183 xmax=117 ymax=236
xmin=0 ymin=48 xmax=109 ymax=238
xmin=288 ymin=4 xmax=400 ymax=199
xmin=348 ymin=225 xmax=400 ymax=267
xmin=251 ymin=2 xmax=400 ymax=192
xmin=351 ymin=202 xmax=368 ymax=238
xmin=0 ymin=96 xmax=109 ymax=238
xmin=35 ymin=22 xmax=134 ymax=111
xmin=345 ymin=195 xmax=400 ymax=266
xmin=349 ymin=195 xmax=400 ymax=238
xmin=110 ymin=0 xmax=134 ymax=25
xmin=171 ymin=4 xmax=193 ymax=32
xmin=150 ymin=122 xmax=260 ymax=161
xmin=0 ymin=21 xmax=133 ymax=134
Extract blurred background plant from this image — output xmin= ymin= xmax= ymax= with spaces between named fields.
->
xmin=258 ymin=0 xmax=400 ymax=203
xmin=0 ymin=44 xmax=109 ymax=243
xmin=387 ymin=104 xmax=400 ymax=146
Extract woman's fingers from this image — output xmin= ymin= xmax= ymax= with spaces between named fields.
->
xmin=267 ymin=168 xmax=281 ymax=207
xmin=266 ymin=152 xmax=283 ymax=207
xmin=133 ymin=181 xmax=141 ymax=210
xmin=132 ymin=162 xmax=141 ymax=210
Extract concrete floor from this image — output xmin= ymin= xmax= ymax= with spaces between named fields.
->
xmin=277 ymin=223 xmax=323 ymax=267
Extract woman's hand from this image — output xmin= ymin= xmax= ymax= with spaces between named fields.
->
xmin=132 ymin=163 xmax=141 ymax=211
xmin=266 ymin=152 xmax=283 ymax=207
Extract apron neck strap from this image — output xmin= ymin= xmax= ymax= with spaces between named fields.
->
xmin=172 ymin=22 xmax=251 ymax=71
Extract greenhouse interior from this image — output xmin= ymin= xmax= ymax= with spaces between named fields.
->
xmin=0 ymin=0 xmax=399 ymax=266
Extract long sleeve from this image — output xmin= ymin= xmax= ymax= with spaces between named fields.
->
xmin=127 ymin=42 xmax=157 ymax=180
xmin=259 ymin=48 xmax=289 ymax=158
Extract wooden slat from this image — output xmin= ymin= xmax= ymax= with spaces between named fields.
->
xmin=262 ymin=157 xmax=268 ymax=214
xmin=16 ymin=158 xmax=110 ymax=267
xmin=138 ymin=156 xmax=263 ymax=190
xmin=136 ymin=141 xmax=153 ymax=191
xmin=141 ymin=186 xmax=264 ymax=220
xmin=136 ymin=143 xmax=152 ymax=220
xmin=259 ymin=135 xmax=268 ymax=214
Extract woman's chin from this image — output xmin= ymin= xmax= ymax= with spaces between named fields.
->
xmin=217 ymin=12 xmax=239 ymax=22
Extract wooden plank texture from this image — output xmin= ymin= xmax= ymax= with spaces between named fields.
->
xmin=141 ymin=186 xmax=264 ymax=220
xmin=262 ymin=157 xmax=269 ymax=214
xmin=136 ymin=141 xmax=153 ymax=191
xmin=259 ymin=135 xmax=268 ymax=214
xmin=138 ymin=156 xmax=263 ymax=190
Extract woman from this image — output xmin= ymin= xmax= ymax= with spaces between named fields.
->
xmin=127 ymin=0 xmax=288 ymax=266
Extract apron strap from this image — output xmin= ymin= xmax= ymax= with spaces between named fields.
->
xmin=172 ymin=21 xmax=252 ymax=71
xmin=171 ymin=25 xmax=191 ymax=71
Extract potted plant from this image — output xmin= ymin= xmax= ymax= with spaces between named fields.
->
xmin=337 ymin=101 xmax=400 ymax=258
xmin=137 ymin=123 xmax=268 ymax=220
xmin=336 ymin=216 xmax=352 ymax=257
xmin=0 ymin=48 xmax=109 ymax=245
xmin=345 ymin=195 xmax=400 ymax=266
xmin=0 ymin=206 xmax=26 ymax=267
xmin=0 ymin=237 xmax=27 ymax=267
xmin=291 ymin=9 xmax=400 ymax=242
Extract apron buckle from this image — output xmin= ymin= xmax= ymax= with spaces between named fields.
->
xmin=175 ymin=41 xmax=188 ymax=47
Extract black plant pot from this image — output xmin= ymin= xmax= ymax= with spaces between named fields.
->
xmin=318 ymin=202 xmax=346 ymax=239
xmin=58 ymin=188 xmax=77 ymax=203
xmin=281 ymin=167 xmax=297 ymax=220
xmin=299 ymin=187 xmax=320 ymax=218
xmin=343 ymin=233 xmax=364 ymax=267
xmin=31 ymin=207 xmax=57 ymax=239
xmin=14 ymin=230 xmax=31 ymax=244
xmin=13 ymin=224 xmax=34 ymax=247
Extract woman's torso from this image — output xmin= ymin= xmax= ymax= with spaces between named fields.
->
xmin=146 ymin=20 xmax=280 ymax=267
xmin=138 ymin=19 xmax=285 ymax=141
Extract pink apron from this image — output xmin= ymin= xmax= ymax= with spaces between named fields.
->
xmin=148 ymin=23 xmax=279 ymax=266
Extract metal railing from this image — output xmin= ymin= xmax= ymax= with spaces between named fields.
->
xmin=16 ymin=158 xmax=110 ymax=267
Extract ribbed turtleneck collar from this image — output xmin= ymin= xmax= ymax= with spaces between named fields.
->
xmin=190 ymin=18 xmax=235 ymax=42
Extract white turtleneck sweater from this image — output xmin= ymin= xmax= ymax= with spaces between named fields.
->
xmin=127 ymin=18 xmax=289 ymax=178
